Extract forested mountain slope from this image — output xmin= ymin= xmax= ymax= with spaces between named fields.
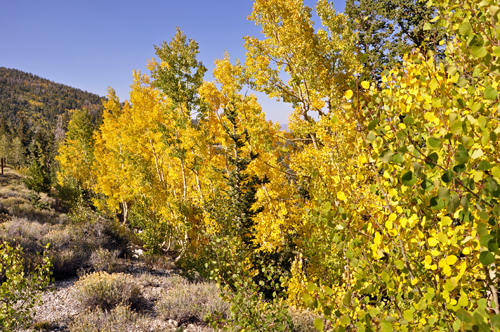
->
xmin=0 ymin=67 xmax=103 ymax=131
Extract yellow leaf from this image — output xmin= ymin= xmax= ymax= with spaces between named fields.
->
xmin=345 ymin=90 xmax=353 ymax=99
xmin=446 ymin=255 xmax=458 ymax=265
xmin=443 ymin=265 xmax=452 ymax=276
xmin=437 ymin=232 xmax=449 ymax=244
xmin=458 ymin=292 xmax=469 ymax=307
xmin=429 ymin=78 xmax=439 ymax=91
xmin=337 ymin=191 xmax=347 ymax=201
xmin=361 ymin=81 xmax=370 ymax=89
xmin=428 ymin=237 xmax=438 ymax=246
xmin=385 ymin=220 xmax=393 ymax=230
xmin=440 ymin=217 xmax=452 ymax=226
xmin=424 ymin=112 xmax=437 ymax=122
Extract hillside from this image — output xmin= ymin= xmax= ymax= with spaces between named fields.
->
xmin=0 ymin=67 xmax=103 ymax=131
xmin=0 ymin=165 xmax=317 ymax=331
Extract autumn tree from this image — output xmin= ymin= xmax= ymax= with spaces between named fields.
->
xmin=345 ymin=0 xmax=445 ymax=79
xmin=150 ymin=27 xmax=207 ymax=116
xmin=56 ymin=108 xmax=98 ymax=190
xmin=298 ymin=0 xmax=500 ymax=330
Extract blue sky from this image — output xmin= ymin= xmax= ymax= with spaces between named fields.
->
xmin=0 ymin=0 xmax=345 ymax=125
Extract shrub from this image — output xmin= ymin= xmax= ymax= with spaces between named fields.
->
xmin=73 ymin=272 xmax=143 ymax=311
xmin=157 ymin=277 xmax=230 ymax=324
xmin=209 ymin=259 xmax=294 ymax=332
xmin=32 ymin=320 xmax=53 ymax=330
xmin=68 ymin=304 xmax=140 ymax=332
xmin=89 ymin=248 xmax=125 ymax=273
xmin=0 ymin=242 xmax=52 ymax=330
xmin=288 ymin=307 xmax=321 ymax=332
xmin=0 ymin=212 xmax=132 ymax=280
xmin=23 ymin=158 xmax=51 ymax=194
xmin=29 ymin=191 xmax=50 ymax=210
xmin=50 ymin=248 xmax=89 ymax=279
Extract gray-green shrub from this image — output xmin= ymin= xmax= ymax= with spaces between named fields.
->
xmin=73 ymin=272 xmax=143 ymax=311
xmin=157 ymin=277 xmax=230 ymax=324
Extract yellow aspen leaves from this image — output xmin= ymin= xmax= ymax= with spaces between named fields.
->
xmin=428 ymin=237 xmax=438 ymax=247
xmin=337 ymin=191 xmax=347 ymax=201
xmin=446 ymin=255 xmax=458 ymax=265
xmin=56 ymin=0 xmax=500 ymax=330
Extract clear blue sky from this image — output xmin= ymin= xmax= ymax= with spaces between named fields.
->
xmin=0 ymin=0 xmax=345 ymax=125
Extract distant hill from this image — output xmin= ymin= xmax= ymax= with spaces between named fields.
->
xmin=0 ymin=67 xmax=104 ymax=131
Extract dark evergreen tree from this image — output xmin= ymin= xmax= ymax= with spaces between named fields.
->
xmin=218 ymin=99 xmax=266 ymax=250
xmin=0 ymin=113 xmax=11 ymax=138
xmin=15 ymin=113 xmax=32 ymax=148
xmin=23 ymin=157 xmax=51 ymax=194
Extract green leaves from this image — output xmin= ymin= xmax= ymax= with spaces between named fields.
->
xmin=471 ymin=45 xmax=487 ymax=58
xmin=402 ymin=171 xmax=418 ymax=186
xmin=477 ymin=160 xmax=492 ymax=171
xmin=0 ymin=243 xmax=52 ymax=330
xmin=448 ymin=193 xmax=460 ymax=214
xmin=450 ymin=120 xmax=463 ymax=135
xmin=379 ymin=149 xmax=395 ymax=163
xmin=479 ymin=251 xmax=495 ymax=265
xmin=484 ymin=86 xmax=498 ymax=100
xmin=456 ymin=145 xmax=469 ymax=164
xmin=459 ymin=22 xmax=472 ymax=36
xmin=368 ymin=119 xmax=379 ymax=130
xmin=314 ymin=318 xmax=324 ymax=331
xmin=430 ymin=196 xmax=445 ymax=210
xmin=427 ymin=137 xmax=442 ymax=149
xmin=152 ymin=27 xmax=207 ymax=114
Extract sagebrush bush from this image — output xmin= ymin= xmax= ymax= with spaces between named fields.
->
xmin=50 ymin=248 xmax=89 ymax=279
xmin=0 ymin=208 xmax=132 ymax=280
xmin=40 ymin=228 xmax=73 ymax=249
xmin=89 ymin=248 xmax=125 ymax=273
xmin=73 ymin=272 xmax=143 ymax=311
xmin=157 ymin=277 xmax=229 ymax=324
xmin=2 ymin=218 xmax=49 ymax=253
xmin=68 ymin=304 xmax=140 ymax=332
xmin=0 ymin=218 xmax=83 ymax=279
xmin=288 ymin=307 xmax=321 ymax=332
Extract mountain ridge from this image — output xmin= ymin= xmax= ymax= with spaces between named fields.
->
xmin=0 ymin=66 xmax=104 ymax=131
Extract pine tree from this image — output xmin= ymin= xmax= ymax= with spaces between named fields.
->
xmin=218 ymin=98 xmax=267 ymax=249
xmin=0 ymin=113 xmax=10 ymax=138
xmin=23 ymin=157 xmax=51 ymax=194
